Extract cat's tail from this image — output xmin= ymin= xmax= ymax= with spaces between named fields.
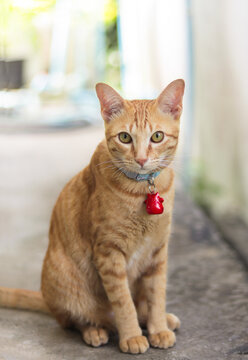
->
xmin=0 ymin=286 xmax=51 ymax=314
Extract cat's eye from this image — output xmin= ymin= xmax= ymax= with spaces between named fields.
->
xmin=118 ymin=132 xmax=132 ymax=144
xmin=151 ymin=131 xmax=164 ymax=143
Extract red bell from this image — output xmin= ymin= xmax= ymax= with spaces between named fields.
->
xmin=144 ymin=192 xmax=164 ymax=214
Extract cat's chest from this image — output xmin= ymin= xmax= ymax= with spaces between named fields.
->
xmin=126 ymin=236 xmax=154 ymax=279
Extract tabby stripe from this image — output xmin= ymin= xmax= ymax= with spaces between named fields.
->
xmin=134 ymin=108 xmax=138 ymax=128
xmin=110 ymin=299 xmax=124 ymax=307
xmin=95 ymin=241 xmax=126 ymax=257
xmin=147 ymin=287 xmax=155 ymax=295
xmin=100 ymin=269 xmax=126 ymax=279
xmin=97 ymin=261 xmax=124 ymax=272
xmin=144 ymin=106 xmax=149 ymax=129
xmin=167 ymin=145 xmax=176 ymax=150
xmin=152 ymin=243 xmax=166 ymax=258
xmin=147 ymin=143 xmax=152 ymax=157
xmin=96 ymin=230 xmax=127 ymax=242
xmin=106 ymin=134 xmax=117 ymax=141
xmin=165 ymin=132 xmax=178 ymax=139
xmin=143 ymin=260 xmax=166 ymax=277
xmin=97 ymin=247 xmax=126 ymax=259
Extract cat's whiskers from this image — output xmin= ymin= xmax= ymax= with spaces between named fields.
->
xmin=112 ymin=166 xmax=126 ymax=179
xmin=100 ymin=165 xmax=118 ymax=172
xmin=96 ymin=160 xmax=124 ymax=167
xmin=159 ymin=160 xmax=185 ymax=176
xmin=96 ymin=159 xmax=132 ymax=174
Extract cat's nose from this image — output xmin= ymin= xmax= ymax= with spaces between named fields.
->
xmin=135 ymin=158 xmax=148 ymax=167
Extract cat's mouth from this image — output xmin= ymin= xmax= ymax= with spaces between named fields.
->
xmin=112 ymin=159 xmax=161 ymax=175
xmin=122 ymin=165 xmax=160 ymax=175
xmin=132 ymin=162 xmax=161 ymax=174
xmin=134 ymin=167 xmax=155 ymax=174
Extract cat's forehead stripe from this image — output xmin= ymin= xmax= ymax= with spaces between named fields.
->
xmin=130 ymin=101 xmax=153 ymax=132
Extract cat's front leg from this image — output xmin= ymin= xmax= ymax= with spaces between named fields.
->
xmin=142 ymin=241 xmax=176 ymax=349
xmin=93 ymin=242 xmax=149 ymax=354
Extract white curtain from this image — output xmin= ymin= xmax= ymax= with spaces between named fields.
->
xmin=118 ymin=0 xmax=188 ymax=98
xmin=118 ymin=0 xmax=248 ymax=222
xmin=192 ymin=0 xmax=248 ymax=221
xmin=118 ymin=0 xmax=192 ymax=187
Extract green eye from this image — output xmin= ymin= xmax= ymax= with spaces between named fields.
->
xmin=119 ymin=132 xmax=132 ymax=144
xmin=151 ymin=131 xmax=164 ymax=143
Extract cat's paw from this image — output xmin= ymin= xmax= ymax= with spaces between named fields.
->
xmin=119 ymin=335 xmax=149 ymax=354
xmin=82 ymin=326 xmax=109 ymax=347
xmin=166 ymin=313 xmax=181 ymax=331
xmin=149 ymin=330 xmax=176 ymax=349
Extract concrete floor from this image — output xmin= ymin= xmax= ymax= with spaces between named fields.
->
xmin=0 ymin=127 xmax=247 ymax=360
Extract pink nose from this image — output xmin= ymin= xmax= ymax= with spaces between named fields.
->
xmin=135 ymin=158 xmax=147 ymax=167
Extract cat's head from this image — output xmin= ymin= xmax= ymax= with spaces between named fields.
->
xmin=96 ymin=80 xmax=185 ymax=174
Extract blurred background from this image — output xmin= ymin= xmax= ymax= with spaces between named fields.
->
xmin=0 ymin=0 xmax=248 ymax=246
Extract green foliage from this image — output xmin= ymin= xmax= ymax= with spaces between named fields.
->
xmin=10 ymin=0 xmax=56 ymax=17
xmin=104 ymin=0 xmax=117 ymax=25
xmin=103 ymin=0 xmax=120 ymax=88
xmin=0 ymin=0 xmax=55 ymax=56
xmin=104 ymin=0 xmax=118 ymax=50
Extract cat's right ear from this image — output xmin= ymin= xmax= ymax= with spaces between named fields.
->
xmin=95 ymin=83 xmax=124 ymax=122
xmin=156 ymin=79 xmax=185 ymax=120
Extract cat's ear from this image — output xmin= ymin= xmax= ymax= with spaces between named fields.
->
xmin=96 ymin=83 xmax=124 ymax=122
xmin=156 ymin=79 xmax=185 ymax=120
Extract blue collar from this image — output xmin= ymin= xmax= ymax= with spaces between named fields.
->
xmin=120 ymin=169 xmax=161 ymax=182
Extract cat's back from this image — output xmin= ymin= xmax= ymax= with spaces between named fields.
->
xmin=52 ymin=140 xmax=107 ymax=216
xmin=47 ymin=142 xmax=107 ymax=249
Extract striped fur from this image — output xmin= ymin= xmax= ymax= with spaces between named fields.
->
xmin=0 ymin=80 xmax=184 ymax=354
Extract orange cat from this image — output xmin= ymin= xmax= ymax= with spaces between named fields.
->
xmin=0 ymin=79 xmax=185 ymax=354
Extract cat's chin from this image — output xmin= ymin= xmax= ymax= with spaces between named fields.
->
xmin=137 ymin=169 xmax=154 ymax=174
xmin=125 ymin=168 xmax=159 ymax=175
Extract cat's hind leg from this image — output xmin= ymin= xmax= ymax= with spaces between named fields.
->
xmin=54 ymin=311 xmax=110 ymax=347
xmin=166 ymin=313 xmax=181 ymax=331
xmin=80 ymin=325 xmax=109 ymax=347
xmin=136 ymin=298 xmax=181 ymax=331
xmin=52 ymin=309 xmax=111 ymax=347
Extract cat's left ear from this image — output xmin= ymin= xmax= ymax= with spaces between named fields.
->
xmin=96 ymin=83 xmax=124 ymax=122
xmin=156 ymin=79 xmax=185 ymax=120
